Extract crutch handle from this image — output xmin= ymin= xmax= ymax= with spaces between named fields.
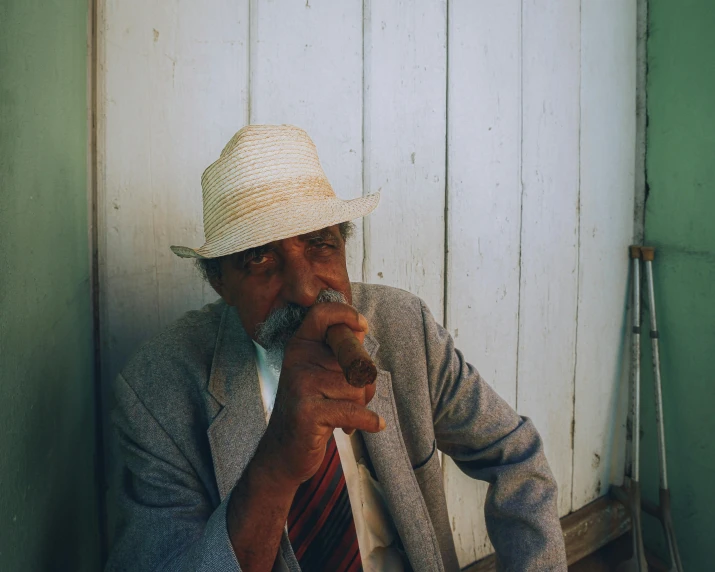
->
xmin=629 ymin=245 xmax=642 ymax=259
xmin=641 ymin=246 xmax=655 ymax=262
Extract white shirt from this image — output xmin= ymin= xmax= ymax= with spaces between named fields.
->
xmin=253 ymin=342 xmax=404 ymax=571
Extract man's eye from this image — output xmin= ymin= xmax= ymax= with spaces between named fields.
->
xmin=244 ymin=252 xmax=275 ymax=268
xmin=249 ymin=255 xmax=271 ymax=265
xmin=311 ymin=241 xmax=337 ymax=251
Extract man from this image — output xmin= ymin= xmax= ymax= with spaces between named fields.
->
xmin=107 ymin=124 xmax=567 ymax=571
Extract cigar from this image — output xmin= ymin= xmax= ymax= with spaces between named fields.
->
xmin=325 ymin=324 xmax=377 ymax=388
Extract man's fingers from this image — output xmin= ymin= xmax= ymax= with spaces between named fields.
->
xmin=314 ymin=399 xmax=386 ymax=434
xmin=285 ymin=339 xmax=343 ymax=373
xmin=301 ymin=368 xmax=367 ymax=403
xmin=294 ymin=302 xmax=368 ymax=343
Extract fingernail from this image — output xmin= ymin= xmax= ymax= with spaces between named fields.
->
xmin=379 ymin=417 xmax=386 ymax=430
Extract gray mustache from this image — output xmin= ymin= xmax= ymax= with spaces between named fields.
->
xmin=255 ymin=289 xmax=348 ymax=351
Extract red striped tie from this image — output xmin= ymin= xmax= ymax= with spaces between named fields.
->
xmin=287 ymin=435 xmax=362 ymax=572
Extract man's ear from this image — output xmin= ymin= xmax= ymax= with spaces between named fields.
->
xmin=207 ymin=256 xmax=240 ymax=306
xmin=207 ymin=257 xmax=228 ymax=300
xmin=208 ymin=276 xmax=224 ymax=299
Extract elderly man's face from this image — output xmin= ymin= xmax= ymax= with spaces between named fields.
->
xmin=210 ymin=225 xmax=352 ymax=343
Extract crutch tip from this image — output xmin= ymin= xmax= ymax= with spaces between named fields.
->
xmin=629 ymin=245 xmax=642 ymax=259
xmin=641 ymin=246 xmax=655 ymax=261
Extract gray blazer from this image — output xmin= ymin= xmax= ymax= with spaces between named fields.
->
xmin=107 ymin=283 xmax=567 ymax=571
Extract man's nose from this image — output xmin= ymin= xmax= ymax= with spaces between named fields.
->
xmin=281 ymin=254 xmax=322 ymax=308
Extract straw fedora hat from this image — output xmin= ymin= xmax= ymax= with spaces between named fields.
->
xmin=171 ymin=124 xmax=380 ymax=259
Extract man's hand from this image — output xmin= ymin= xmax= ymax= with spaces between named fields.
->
xmin=256 ymin=302 xmax=384 ymax=487
xmin=227 ymin=302 xmax=384 ymax=570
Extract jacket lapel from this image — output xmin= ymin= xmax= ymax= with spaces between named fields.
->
xmin=361 ymin=335 xmax=444 ymax=572
xmin=206 ymin=304 xmax=267 ymax=500
xmin=205 ymin=307 xmax=442 ymax=570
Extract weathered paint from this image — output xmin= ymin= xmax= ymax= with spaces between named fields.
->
xmin=0 ymin=0 xmax=101 ymax=569
xmin=362 ymin=0 xmax=447 ymax=321
xmin=641 ymin=0 xmax=715 ymax=568
xmin=517 ymin=0 xmax=581 ymax=520
xmin=444 ymin=0 xmax=522 ymax=563
xmin=572 ymin=0 xmax=636 ymax=510
xmin=99 ymin=0 xmax=637 ymax=565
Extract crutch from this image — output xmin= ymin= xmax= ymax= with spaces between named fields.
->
xmin=640 ymin=246 xmax=684 ymax=572
xmin=615 ymin=245 xmax=648 ymax=572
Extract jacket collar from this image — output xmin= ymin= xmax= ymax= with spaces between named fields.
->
xmin=206 ymin=304 xmax=442 ymax=571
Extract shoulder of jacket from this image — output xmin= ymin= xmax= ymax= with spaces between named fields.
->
xmin=350 ymin=282 xmax=425 ymax=317
xmin=119 ymin=298 xmax=226 ymax=397
xmin=350 ymin=282 xmax=433 ymax=356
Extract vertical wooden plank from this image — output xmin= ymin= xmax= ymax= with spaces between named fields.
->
xmin=517 ymin=0 xmax=581 ymax=518
xmin=361 ymin=0 xmax=447 ymax=320
xmin=101 ymin=0 xmax=249 ymax=385
xmin=249 ymin=0 xmax=364 ymax=280
xmin=572 ymin=0 xmax=636 ymax=510
xmin=443 ymin=0 xmax=522 ymax=565
xmin=99 ymin=0 xmax=249 ymax=538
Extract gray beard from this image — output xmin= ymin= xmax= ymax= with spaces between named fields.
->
xmin=255 ymin=289 xmax=348 ymax=366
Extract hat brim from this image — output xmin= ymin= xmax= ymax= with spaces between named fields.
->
xmin=170 ymin=192 xmax=380 ymax=259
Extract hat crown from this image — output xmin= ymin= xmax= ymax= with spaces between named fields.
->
xmin=170 ymin=124 xmax=380 ymax=259
xmin=200 ymin=124 xmax=336 ymax=243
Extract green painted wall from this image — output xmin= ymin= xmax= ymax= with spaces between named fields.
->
xmin=641 ymin=0 xmax=715 ymax=568
xmin=0 ymin=0 xmax=101 ymax=570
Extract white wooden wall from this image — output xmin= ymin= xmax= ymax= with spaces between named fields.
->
xmin=98 ymin=0 xmax=636 ymax=565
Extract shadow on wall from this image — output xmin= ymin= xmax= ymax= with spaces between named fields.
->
xmin=0 ymin=299 xmax=99 ymax=571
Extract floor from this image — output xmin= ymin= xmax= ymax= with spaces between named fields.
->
xmin=569 ymin=535 xmax=631 ymax=571
xmin=568 ymin=534 xmax=671 ymax=572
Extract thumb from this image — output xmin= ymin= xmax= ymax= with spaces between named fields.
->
xmin=294 ymin=302 xmax=368 ymax=344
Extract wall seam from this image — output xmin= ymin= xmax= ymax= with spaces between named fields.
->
xmin=634 ymin=0 xmax=649 ymax=243
xmin=88 ymin=0 xmax=108 ymax=561
xmin=570 ymin=0 xmax=584 ymax=514
xmin=442 ymin=0 xmax=450 ymax=329
xmin=515 ymin=0 xmax=525 ymax=411
xmin=361 ymin=0 xmax=369 ymax=283
xmin=247 ymin=0 xmax=254 ymax=123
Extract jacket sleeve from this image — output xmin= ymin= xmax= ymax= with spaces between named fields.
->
xmin=106 ymin=373 xmax=241 ymax=572
xmin=420 ymin=300 xmax=567 ymax=571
